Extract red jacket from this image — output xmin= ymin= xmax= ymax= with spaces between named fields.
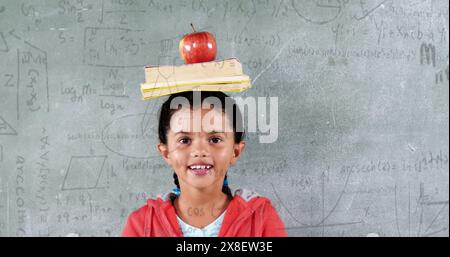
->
xmin=122 ymin=188 xmax=288 ymax=237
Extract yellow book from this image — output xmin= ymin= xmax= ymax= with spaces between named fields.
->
xmin=141 ymin=75 xmax=251 ymax=92
xmin=144 ymin=58 xmax=244 ymax=83
xmin=141 ymin=81 xmax=251 ymax=100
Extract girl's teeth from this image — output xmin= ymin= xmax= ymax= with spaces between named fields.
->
xmin=189 ymin=165 xmax=211 ymax=169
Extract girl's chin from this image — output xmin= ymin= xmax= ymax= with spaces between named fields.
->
xmin=184 ymin=181 xmax=216 ymax=191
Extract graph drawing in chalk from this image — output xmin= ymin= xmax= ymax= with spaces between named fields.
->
xmin=61 ymin=155 xmax=108 ymax=190
xmin=0 ymin=116 xmax=17 ymax=135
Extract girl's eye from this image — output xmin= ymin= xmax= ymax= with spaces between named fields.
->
xmin=210 ymin=137 xmax=222 ymax=144
xmin=179 ymin=138 xmax=191 ymax=144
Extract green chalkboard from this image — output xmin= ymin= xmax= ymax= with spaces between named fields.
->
xmin=0 ymin=0 xmax=448 ymax=237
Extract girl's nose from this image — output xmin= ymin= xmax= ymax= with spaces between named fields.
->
xmin=190 ymin=148 xmax=210 ymax=157
xmin=190 ymin=140 xmax=210 ymax=157
xmin=191 ymin=151 xmax=208 ymax=157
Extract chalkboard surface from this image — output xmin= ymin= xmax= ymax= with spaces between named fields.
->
xmin=0 ymin=0 xmax=448 ymax=237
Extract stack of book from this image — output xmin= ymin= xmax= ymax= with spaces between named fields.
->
xmin=140 ymin=58 xmax=252 ymax=100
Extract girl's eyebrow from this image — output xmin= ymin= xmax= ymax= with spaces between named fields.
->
xmin=174 ymin=131 xmax=190 ymax=136
xmin=174 ymin=130 xmax=225 ymax=135
xmin=208 ymin=130 xmax=225 ymax=134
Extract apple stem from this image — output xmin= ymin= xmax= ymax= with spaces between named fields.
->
xmin=190 ymin=23 xmax=196 ymax=32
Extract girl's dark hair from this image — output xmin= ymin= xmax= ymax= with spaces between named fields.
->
xmin=158 ymin=91 xmax=245 ymax=199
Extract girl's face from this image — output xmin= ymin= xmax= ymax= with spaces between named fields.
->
xmin=157 ymin=106 xmax=246 ymax=192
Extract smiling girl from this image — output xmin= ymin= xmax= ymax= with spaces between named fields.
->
xmin=122 ymin=91 xmax=287 ymax=237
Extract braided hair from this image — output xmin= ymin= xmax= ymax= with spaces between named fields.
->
xmin=158 ymin=91 xmax=245 ymax=199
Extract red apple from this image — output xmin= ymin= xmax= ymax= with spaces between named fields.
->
xmin=179 ymin=24 xmax=217 ymax=64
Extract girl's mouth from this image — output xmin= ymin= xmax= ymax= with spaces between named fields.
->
xmin=188 ymin=164 xmax=213 ymax=176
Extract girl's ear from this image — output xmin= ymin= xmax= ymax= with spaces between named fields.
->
xmin=230 ymin=141 xmax=246 ymax=166
xmin=157 ymin=143 xmax=170 ymax=163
